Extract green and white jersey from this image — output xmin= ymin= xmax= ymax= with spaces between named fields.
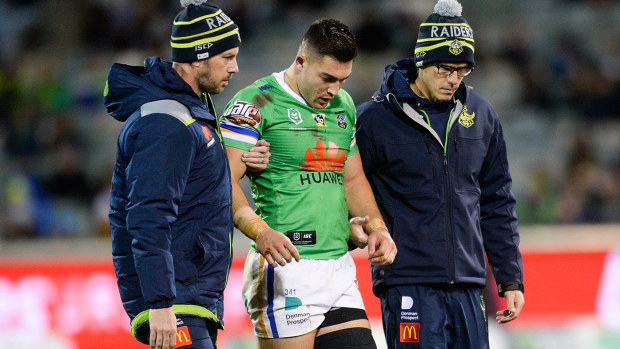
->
xmin=220 ymin=71 xmax=358 ymax=259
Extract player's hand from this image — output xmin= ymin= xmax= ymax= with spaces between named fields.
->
xmin=243 ymin=139 xmax=271 ymax=172
xmin=366 ymin=228 xmax=397 ymax=266
xmin=149 ymin=307 xmax=177 ymax=349
xmin=255 ymin=227 xmax=300 ymax=267
xmin=348 ymin=216 xmax=369 ymax=248
xmin=496 ymin=290 xmax=524 ymax=324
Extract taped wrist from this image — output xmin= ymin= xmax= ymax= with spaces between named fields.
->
xmin=234 ymin=206 xmax=269 ymax=240
xmin=366 ymin=217 xmax=387 ymax=234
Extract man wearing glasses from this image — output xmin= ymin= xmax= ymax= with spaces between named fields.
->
xmin=355 ymin=0 xmax=525 ymax=348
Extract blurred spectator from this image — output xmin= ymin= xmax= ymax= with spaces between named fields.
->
xmin=275 ymin=0 xmax=332 ymax=12
xmin=556 ymin=129 xmax=617 ymax=223
xmin=92 ymin=183 xmax=111 ymax=237
xmin=516 ymin=166 xmax=556 ymax=224
xmin=4 ymin=105 xmax=40 ymax=159
xmin=498 ymin=26 xmax=553 ymax=108
xmin=2 ymin=171 xmax=53 ymax=238
xmin=355 ymin=8 xmax=393 ymax=53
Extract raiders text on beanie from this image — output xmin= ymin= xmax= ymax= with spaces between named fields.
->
xmin=171 ymin=0 xmax=241 ymax=63
xmin=414 ymin=0 xmax=475 ymax=68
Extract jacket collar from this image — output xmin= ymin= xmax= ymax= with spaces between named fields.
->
xmin=104 ymin=56 xmax=213 ymax=122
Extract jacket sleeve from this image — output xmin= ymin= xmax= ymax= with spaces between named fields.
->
xmin=478 ymin=111 xmax=524 ymax=296
xmin=355 ymin=103 xmax=377 ymax=178
xmin=125 ymin=114 xmax=195 ymax=308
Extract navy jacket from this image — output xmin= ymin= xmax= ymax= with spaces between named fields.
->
xmin=356 ymin=59 xmax=523 ymax=296
xmin=104 ymin=57 xmax=233 ymax=332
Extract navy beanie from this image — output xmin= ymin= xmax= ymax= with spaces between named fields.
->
xmin=414 ymin=0 xmax=475 ymax=68
xmin=171 ymin=0 xmax=241 ymax=63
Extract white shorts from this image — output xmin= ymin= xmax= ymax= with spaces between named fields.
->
xmin=241 ymin=250 xmax=366 ymax=338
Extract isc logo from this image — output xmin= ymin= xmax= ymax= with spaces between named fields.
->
xmin=400 ymin=322 xmax=420 ymax=343
xmin=195 ymin=43 xmax=213 ymax=51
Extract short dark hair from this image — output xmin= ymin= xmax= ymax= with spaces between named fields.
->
xmin=301 ymin=19 xmax=358 ymax=63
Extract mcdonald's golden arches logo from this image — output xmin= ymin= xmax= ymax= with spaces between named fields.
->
xmin=175 ymin=325 xmax=193 ymax=347
xmin=400 ymin=322 xmax=420 ymax=343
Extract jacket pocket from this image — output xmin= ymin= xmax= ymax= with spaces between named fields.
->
xmin=171 ymin=217 xmax=200 ymax=283
xmin=172 ymin=250 xmax=197 ymax=283
xmin=425 ymin=141 xmax=439 ymax=193
xmin=193 ymin=202 xmax=232 ymax=290
xmin=374 ymin=139 xmax=437 ymax=196
xmin=454 ymin=136 xmax=487 ymax=191
xmin=390 ymin=199 xmax=450 ymax=279
xmin=171 ymin=201 xmax=232 ymax=284
xmin=452 ymin=189 xmax=486 ymax=280
xmin=194 ymin=201 xmax=233 ymax=253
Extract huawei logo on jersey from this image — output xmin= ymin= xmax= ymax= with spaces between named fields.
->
xmin=299 ymin=140 xmax=345 ymax=172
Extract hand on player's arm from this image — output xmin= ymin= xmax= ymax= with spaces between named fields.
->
xmin=149 ymin=307 xmax=177 ymax=349
xmin=242 ymin=139 xmax=271 ymax=172
xmin=496 ymin=290 xmax=524 ymax=324
xmin=344 ymin=152 xmax=397 ymax=265
xmin=348 ymin=216 xmax=369 ymax=248
xmin=364 ymin=218 xmax=396 ymax=266
xmin=227 ymin=146 xmax=300 ymax=268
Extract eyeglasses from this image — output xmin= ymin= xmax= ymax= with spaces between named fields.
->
xmin=435 ymin=64 xmax=473 ymax=78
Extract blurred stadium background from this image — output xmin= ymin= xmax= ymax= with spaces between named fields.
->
xmin=1 ymin=0 xmax=619 ymax=348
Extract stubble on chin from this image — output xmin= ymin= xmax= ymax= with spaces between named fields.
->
xmin=198 ymin=79 xmax=222 ymax=95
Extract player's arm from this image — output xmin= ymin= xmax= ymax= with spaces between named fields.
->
xmin=344 ymin=152 xmax=397 ymax=265
xmin=227 ymin=146 xmax=300 ymax=267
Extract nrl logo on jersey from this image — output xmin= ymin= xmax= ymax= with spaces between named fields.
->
xmin=288 ymin=108 xmax=303 ymax=125
xmin=458 ymin=106 xmax=475 ymax=128
xmin=447 ymin=39 xmax=464 ymax=55
xmin=335 ymin=111 xmax=347 ymax=129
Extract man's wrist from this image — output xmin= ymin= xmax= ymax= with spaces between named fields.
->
xmin=366 ymin=217 xmax=387 ymax=234
xmin=497 ymin=282 xmax=524 ymax=297
xmin=234 ymin=206 xmax=269 ymax=240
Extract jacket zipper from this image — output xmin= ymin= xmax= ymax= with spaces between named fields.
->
xmin=444 ymin=154 xmax=456 ymax=284
xmin=429 ymin=140 xmax=456 ymax=284
xmin=454 ymin=138 xmax=459 ymax=188
xmin=443 ymin=111 xmax=456 ymax=285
